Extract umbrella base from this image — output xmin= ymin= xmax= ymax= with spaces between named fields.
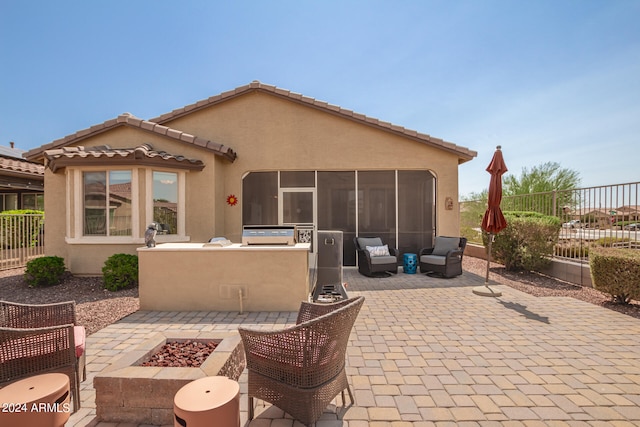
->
xmin=473 ymin=285 xmax=502 ymax=297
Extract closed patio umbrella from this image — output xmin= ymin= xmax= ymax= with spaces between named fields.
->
xmin=475 ymin=146 xmax=508 ymax=297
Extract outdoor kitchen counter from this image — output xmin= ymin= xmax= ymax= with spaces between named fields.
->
xmin=137 ymin=243 xmax=310 ymax=312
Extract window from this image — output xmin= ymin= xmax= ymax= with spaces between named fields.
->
xmin=83 ymin=171 xmax=132 ymax=236
xmin=0 ymin=194 xmax=18 ymax=212
xmin=242 ymin=172 xmax=278 ymax=225
xmin=397 ymin=170 xmax=435 ymax=255
xmin=22 ymin=193 xmax=44 ymax=211
xmin=358 ymin=171 xmax=396 ymax=249
xmin=152 ymin=171 xmax=178 ymax=235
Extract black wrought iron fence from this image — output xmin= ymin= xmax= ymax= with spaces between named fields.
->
xmin=0 ymin=213 xmax=45 ymax=270
xmin=461 ymin=181 xmax=640 ymax=263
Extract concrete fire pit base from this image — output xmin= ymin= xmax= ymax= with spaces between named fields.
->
xmin=94 ymin=331 xmax=245 ymax=425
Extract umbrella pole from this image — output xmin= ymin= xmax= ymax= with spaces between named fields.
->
xmin=485 ymin=233 xmax=493 ymax=285
xmin=473 ymin=233 xmax=502 ymax=297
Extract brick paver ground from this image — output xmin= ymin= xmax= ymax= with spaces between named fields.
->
xmin=67 ymin=268 xmax=640 ymax=426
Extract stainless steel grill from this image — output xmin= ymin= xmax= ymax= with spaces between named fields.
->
xmin=242 ymin=225 xmax=296 ymax=246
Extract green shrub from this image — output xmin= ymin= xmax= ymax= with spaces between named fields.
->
xmin=594 ymin=237 xmax=630 ymax=247
xmin=555 ymin=245 xmax=589 ymax=259
xmin=24 ymin=256 xmax=66 ymax=287
xmin=589 ymin=246 xmax=640 ymax=304
xmin=460 ymin=226 xmax=483 ymax=245
xmin=102 ymin=253 xmax=139 ymax=291
xmin=485 ymin=211 xmax=561 ymax=271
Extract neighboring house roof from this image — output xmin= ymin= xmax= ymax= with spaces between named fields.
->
xmin=109 ymin=182 xmax=132 ymax=202
xmin=25 ymin=113 xmax=237 ymax=163
xmin=617 ymin=205 xmax=640 ymax=214
xmin=0 ymin=155 xmax=45 ymax=177
xmin=151 ymin=81 xmax=477 ymax=164
xmin=43 ymin=143 xmax=206 ymax=173
xmin=0 ymin=145 xmax=44 ymax=190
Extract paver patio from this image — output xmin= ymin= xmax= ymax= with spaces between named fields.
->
xmin=68 ymin=267 xmax=640 ymax=426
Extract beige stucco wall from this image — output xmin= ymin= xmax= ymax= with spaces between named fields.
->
xmin=137 ymin=243 xmax=310 ymax=311
xmin=163 ymin=92 xmax=462 ymax=242
xmin=43 ymin=90 xmax=469 ymax=275
xmin=44 ymin=168 xmax=69 ymax=263
xmin=43 ymin=127 xmax=228 ymax=274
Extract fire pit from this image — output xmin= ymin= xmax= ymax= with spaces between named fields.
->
xmin=94 ymin=331 xmax=245 ymax=425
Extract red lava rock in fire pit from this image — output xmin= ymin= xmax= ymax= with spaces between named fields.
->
xmin=141 ymin=340 xmax=218 ymax=368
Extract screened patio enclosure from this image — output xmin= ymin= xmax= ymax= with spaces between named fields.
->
xmin=242 ymin=170 xmax=436 ymax=266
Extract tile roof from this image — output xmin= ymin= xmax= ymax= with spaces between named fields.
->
xmin=25 ymin=113 xmax=237 ymax=163
xmin=0 ymin=154 xmax=45 ymax=177
xmin=43 ymin=143 xmax=206 ymax=172
xmin=150 ymin=81 xmax=477 ymax=163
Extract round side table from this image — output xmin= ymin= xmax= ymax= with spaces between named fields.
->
xmin=403 ymin=253 xmax=417 ymax=274
xmin=0 ymin=373 xmax=71 ymax=427
xmin=174 ymin=376 xmax=240 ymax=427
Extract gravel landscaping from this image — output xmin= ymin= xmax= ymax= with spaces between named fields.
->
xmin=0 ymin=257 xmax=638 ymax=336
xmin=0 ymin=267 xmax=138 ymax=335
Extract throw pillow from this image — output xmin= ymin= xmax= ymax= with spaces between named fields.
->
xmin=366 ymin=244 xmax=390 ymax=257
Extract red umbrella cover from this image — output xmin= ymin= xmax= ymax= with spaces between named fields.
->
xmin=481 ymin=146 xmax=508 ymax=234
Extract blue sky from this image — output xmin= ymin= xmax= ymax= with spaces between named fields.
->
xmin=1 ymin=0 xmax=638 ymax=197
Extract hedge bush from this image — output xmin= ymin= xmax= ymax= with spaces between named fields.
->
xmin=593 ymin=237 xmax=629 ymax=247
xmin=589 ymin=247 xmax=640 ymax=304
xmin=102 ymin=253 xmax=139 ymax=291
xmin=554 ymin=244 xmax=589 ymax=259
xmin=24 ymin=256 xmax=66 ymax=287
xmin=484 ymin=211 xmax=561 ymax=271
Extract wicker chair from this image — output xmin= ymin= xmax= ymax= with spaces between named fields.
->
xmin=353 ymin=237 xmax=398 ymax=277
xmin=419 ymin=236 xmax=467 ymax=278
xmin=0 ymin=300 xmax=86 ymax=412
xmin=239 ymin=296 xmax=365 ymax=426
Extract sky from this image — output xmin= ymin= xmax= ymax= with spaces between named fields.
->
xmin=1 ymin=0 xmax=639 ymax=197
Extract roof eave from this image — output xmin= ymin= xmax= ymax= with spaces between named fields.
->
xmin=25 ymin=114 xmax=237 ymax=164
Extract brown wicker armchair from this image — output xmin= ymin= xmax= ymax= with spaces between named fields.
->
xmin=238 ymin=296 xmax=365 ymax=426
xmin=0 ymin=300 xmax=86 ymax=412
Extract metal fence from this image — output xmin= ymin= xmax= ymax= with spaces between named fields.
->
xmin=0 ymin=213 xmax=45 ymax=270
xmin=460 ymin=181 xmax=640 ymax=263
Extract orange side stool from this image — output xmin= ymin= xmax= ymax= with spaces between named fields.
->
xmin=0 ymin=373 xmax=71 ymax=427
xmin=174 ymin=376 xmax=240 ymax=427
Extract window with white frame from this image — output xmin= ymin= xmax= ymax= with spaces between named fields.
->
xmin=83 ymin=170 xmax=132 ymax=236
xmin=151 ymin=171 xmax=179 ymax=235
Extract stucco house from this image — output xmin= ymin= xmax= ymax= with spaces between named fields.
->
xmin=0 ymin=143 xmax=44 ymax=211
xmin=25 ymin=81 xmax=477 ymax=275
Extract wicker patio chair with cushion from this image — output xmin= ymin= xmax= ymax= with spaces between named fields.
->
xmin=353 ymin=236 xmax=398 ymax=277
xmin=238 ymin=296 xmax=365 ymax=426
xmin=0 ymin=300 xmax=86 ymax=412
xmin=419 ymin=236 xmax=467 ymax=278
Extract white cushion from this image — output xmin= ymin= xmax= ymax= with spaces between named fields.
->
xmin=366 ymin=244 xmax=390 ymax=257
xmin=432 ymin=237 xmax=460 ymax=256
